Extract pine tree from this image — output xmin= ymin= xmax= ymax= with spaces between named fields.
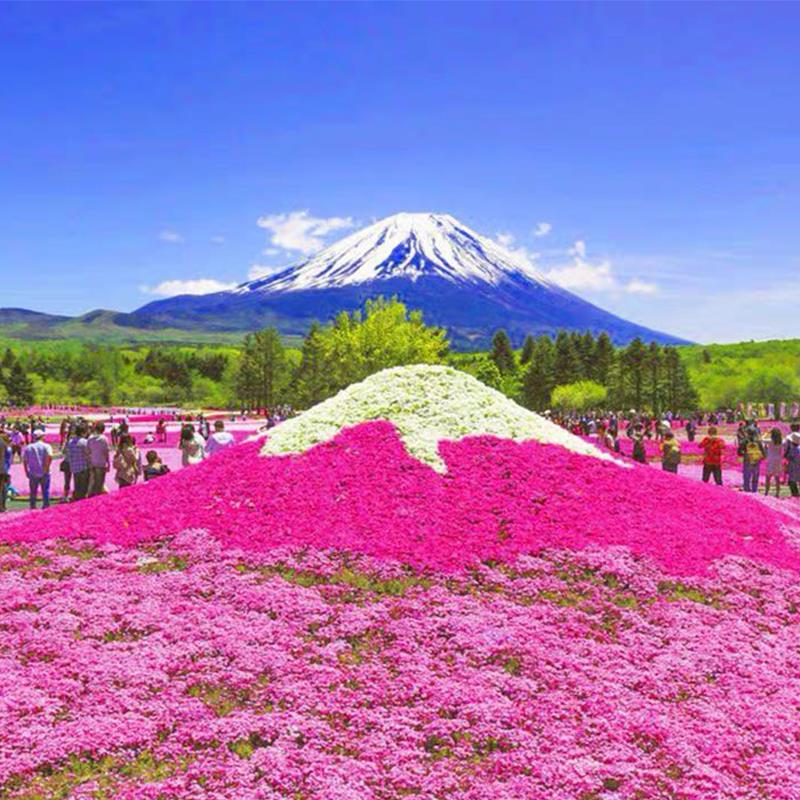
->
xmin=663 ymin=347 xmax=698 ymax=412
xmin=553 ymin=331 xmax=580 ymax=387
xmin=578 ymin=331 xmax=596 ymax=380
xmin=619 ymin=337 xmax=647 ymax=411
xmin=646 ymin=341 xmax=663 ymax=415
xmin=519 ymin=334 xmax=535 ymax=366
xmin=490 ymin=329 xmax=516 ymax=375
xmin=4 ymin=360 xmax=34 ymax=407
xmin=593 ymin=332 xmax=615 ymax=386
xmin=292 ymin=322 xmax=331 ymax=407
xmin=521 ymin=336 xmax=555 ymax=410
xmin=235 ymin=328 xmax=289 ymax=410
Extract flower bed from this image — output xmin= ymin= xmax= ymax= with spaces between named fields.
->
xmin=3 ymin=367 xmax=800 ymax=799
xmin=1 ymin=421 xmax=798 ymax=577
xmin=1 ymin=530 xmax=800 ymax=799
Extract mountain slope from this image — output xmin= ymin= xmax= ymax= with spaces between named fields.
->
xmin=132 ymin=212 xmax=688 ymax=348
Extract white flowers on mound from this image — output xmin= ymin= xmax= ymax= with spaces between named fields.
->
xmin=262 ymin=365 xmax=621 ymax=472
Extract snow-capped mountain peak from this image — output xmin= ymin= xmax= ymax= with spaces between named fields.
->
xmin=239 ymin=212 xmax=551 ymax=294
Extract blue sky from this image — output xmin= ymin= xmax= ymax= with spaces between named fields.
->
xmin=1 ymin=2 xmax=798 ymax=343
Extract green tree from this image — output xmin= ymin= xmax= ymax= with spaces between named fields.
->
xmin=577 ymin=331 xmax=596 ymax=380
xmin=519 ymin=334 xmax=535 ymax=366
xmin=303 ymin=297 xmax=447 ymax=401
xmin=553 ymin=331 xmax=580 ymax=386
xmin=236 ymin=328 xmax=291 ymax=409
xmin=551 ymin=380 xmax=608 ymax=412
xmin=646 ymin=341 xmax=663 ymax=416
xmin=619 ymin=337 xmax=647 ymax=410
xmin=521 ymin=335 xmax=555 ymax=410
xmin=291 ymin=322 xmax=332 ymax=407
xmin=475 ymin=359 xmax=503 ymax=390
xmin=490 ymin=329 xmax=516 ymax=375
xmin=743 ymin=367 xmax=800 ymax=410
xmin=593 ymin=332 xmax=616 ymax=386
xmin=3 ymin=360 xmax=35 ymax=406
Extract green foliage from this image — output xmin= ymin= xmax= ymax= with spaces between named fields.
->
xmin=236 ymin=328 xmax=291 ymax=409
xmin=290 ymin=297 xmax=448 ymax=404
xmin=490 ymin=330 xmax=516 ymax=375
xmin=519 ymin=334 xmax=535 ymax=366
xmin=1 ymin=352 xmax=35 ymax=406
xmin=553 ymin=331 xmax=581 ymax=386
xmin=521 ymin=336 xmax=555 ymax=410
xmin=551 ymin=380 xmax=608 ymax=412
xmin=679 ymin=339 xmax=800 ymax=409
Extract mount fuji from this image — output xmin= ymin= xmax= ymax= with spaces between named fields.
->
xmin=129 ymin=212 xmax=688 ymax=348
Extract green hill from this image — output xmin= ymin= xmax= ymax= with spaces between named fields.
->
xmin=679 ymin=339 xmax=800 ymax=409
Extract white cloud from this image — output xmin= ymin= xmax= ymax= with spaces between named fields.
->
xmin=494 ymin=232 xmax=540 ymax=275
xmin=496 ymin=232 xmax=516 ymax=248
xmin=533 ymin=221 xmax=552 ymax=238
xmin=625 ymin=278 xmax=659 ymax=295
xmin=158 ymin=230 xmax=184 ymax=244
xmin=569 ymin=239 xmax=587 ymax=259
xmin=257 ymin=210 xmax=354 ymax=255
xmin=140 ymin=278 xmax=237 ymax=297
xmin=247 ymin=263 xmax=278 ymax=281
xmin=210 ymin=235 xmax=225 ymax=245
xmin=262 ymin=248 xmax=281 ymax=256
xmin=547 ymin=256 xmax=615 ymax=291
xmin=546 ymin=240 xmax=658 ymax=295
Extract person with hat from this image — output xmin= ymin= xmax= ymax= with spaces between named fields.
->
xmin=22 ymin=428 xmax=53 ymax=509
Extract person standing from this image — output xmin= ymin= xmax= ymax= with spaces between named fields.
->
xmin=0 ymin=432 xmax=10 ymax=513
xmin=785 ymin=423 xmax=800 ymax=498
xmin=113 ymin=434 xmax=141 ymax=488
xmin=763 ymin=428 xmax=784 ymax=498
xmin=741 ymin=431 xmax=765 ymax=493
xmin=205 ymin=420 xmax=235 ymax=457
xmin=64 ymin=423 xmax=91 ymax=501
xmin=660 ymin=431 xmax=681 ymax=473
xmin=87 ymin=421 xmax=110 ymax=497
xmin=700 ymin=426 xmax=725 ymax=485
xmin=22 ymin=429 xmax=52 ymax=509
xmin=179 ymin=425 xmax=206 ymax=466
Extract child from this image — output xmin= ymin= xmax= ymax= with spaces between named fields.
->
xmin=763 ymin=428 xmax=784 ymax=498
xmin=143 ymin=450 xmax=170 ymax=481
xmin=660 ymin=431 xmax=681 ymax=473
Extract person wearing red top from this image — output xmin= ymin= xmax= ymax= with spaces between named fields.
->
xmin=700 ymin=425 xmax=725 ymax=485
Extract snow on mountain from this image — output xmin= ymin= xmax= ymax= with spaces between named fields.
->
xmin=239 ymin=212 xmax=553 ymax=294
xmin=129 ymin=211 xmax=689 ymax=348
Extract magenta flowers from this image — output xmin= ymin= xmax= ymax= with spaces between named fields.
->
xmin=2 ymin=414 xmax=800 ymax=798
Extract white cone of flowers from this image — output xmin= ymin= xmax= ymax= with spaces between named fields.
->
xmin=262 ymin=364 xmax=621 ymax=471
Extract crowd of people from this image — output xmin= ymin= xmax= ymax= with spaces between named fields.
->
xmin=0 ymin=413 xmax=244 ymax=513
xmin=552 ymin=408 xmax=800 ymax=499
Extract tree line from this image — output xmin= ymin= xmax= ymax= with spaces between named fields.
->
xmin=1 ymin=301 xmax=699 ymax=414
xmin=476 ymin=329 xmax=698 ymax=414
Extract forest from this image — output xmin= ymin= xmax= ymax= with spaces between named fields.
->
xmin=0 ymin=299 xmax=797 ymax=414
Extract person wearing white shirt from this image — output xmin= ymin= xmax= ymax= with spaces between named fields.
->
xmin=205 ymin=421 xmax=236 ymax=457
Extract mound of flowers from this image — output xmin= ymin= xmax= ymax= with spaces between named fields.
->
xmin=262 ymin=364 xmax=618 ymax=470
xmin=2 ymin=366 xmax=800 ymax=799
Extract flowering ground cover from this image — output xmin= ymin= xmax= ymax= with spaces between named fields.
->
xmin=2 ymin=530 xmax=800 ymax=800
xmin=2 ymin=423 xmax=799 ymax=576
xmin=2 ymin=367 xmax=800 ymax=799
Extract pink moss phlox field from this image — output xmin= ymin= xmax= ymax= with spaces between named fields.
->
xmin=2 ymin=530 xmax=800 ymax=799
xmin=2 ymin=421 xmax=799 ymax=577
